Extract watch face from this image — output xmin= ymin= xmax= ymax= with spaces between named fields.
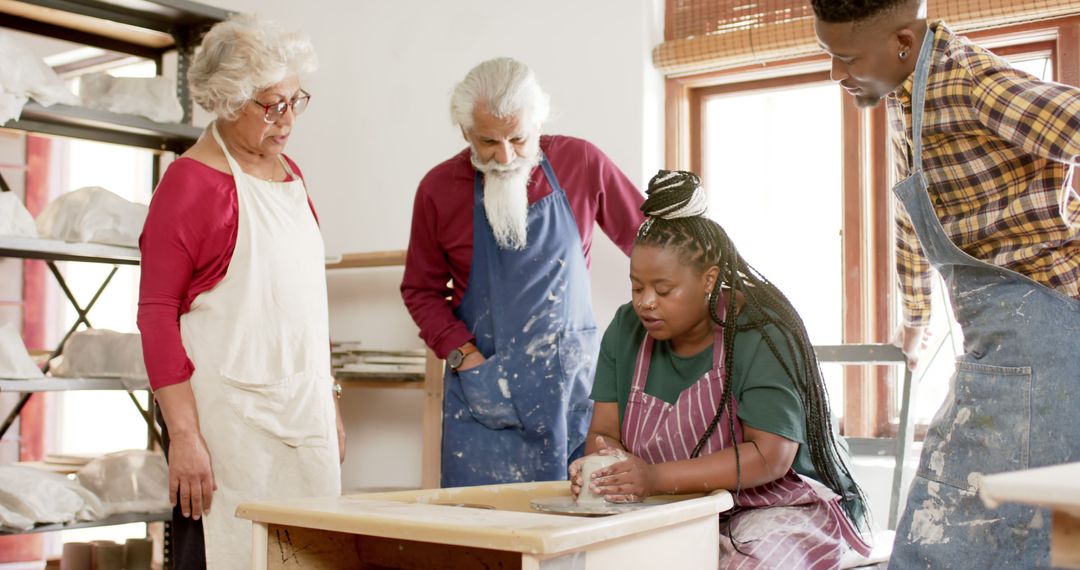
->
xmin=448 ymin=350 xmax=463 ymax=368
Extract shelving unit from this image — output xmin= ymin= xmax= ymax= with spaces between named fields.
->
xmin=8 ymin=102 xmax=204 ymax=152
xmin=326 ymin=249 xmax=444 ymax=489
xmin=0 ymin=243 xmax=148 ymax=441
xmin=0 ymin=377 xmax=148 ymax=391
xmin=0 ymin=512 xmax=171 ymax=536
xmin=0 ymin=0 xmax=229 ymax=561
xmin=0 ymin=236 xmax=139 ymax=265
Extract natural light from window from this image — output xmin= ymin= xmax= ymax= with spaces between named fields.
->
xmin=701 ymin=81 xmax=845 ymax=415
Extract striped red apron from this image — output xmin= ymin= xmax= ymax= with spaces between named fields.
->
xmin=621 ymin=327 xmax=870 ymax=569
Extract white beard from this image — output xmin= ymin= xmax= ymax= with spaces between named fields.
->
xmin=472 ymin=151 xmax=540 ymax=251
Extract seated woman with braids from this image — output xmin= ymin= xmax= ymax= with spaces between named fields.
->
xmin=570 ymin=170 xmax=872 ymax=568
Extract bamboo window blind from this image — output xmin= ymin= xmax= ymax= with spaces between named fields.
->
xmin=655 ymin=0 xmax=1080 ymax=76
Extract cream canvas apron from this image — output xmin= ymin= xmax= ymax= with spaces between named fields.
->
xmin=178 ymin=123 xmax=340 ymax=569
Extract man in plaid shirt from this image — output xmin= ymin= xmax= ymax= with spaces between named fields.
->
xmin=814 ymin=0 xmax=1080 ymax=567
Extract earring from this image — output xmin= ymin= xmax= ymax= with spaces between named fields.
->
xmin=899 ymin=49 xmax=910 ymax=60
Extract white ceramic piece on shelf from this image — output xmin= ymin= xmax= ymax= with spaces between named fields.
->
xmin=0 ymin=320 xmax=43 ymax=379
xmin=50 ymin=329 xmax=146 ymax=380
xmin=79 ymin=73 xmax=183 ymax=124
xmin=0 ymin=92 xmax=28 ymax=125
xmin=0 ymin=502 xmax=33 ymax=531
xmin=35 ymin=187 xmax=147 ymax=248
xmin=0 ymin=465 xmax=104 ymax=525
xmin=0 ymin=193 xmax=38 ymax=238
xmin=76 ymin=450 xmax=169 ymax=516
xmin=577 ymin=454 xmax=623 ymax=506
xmin=0 ymin=30 xmax=79 ymax=123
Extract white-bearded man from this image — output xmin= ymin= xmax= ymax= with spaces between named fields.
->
xmin=401 ymin=57 xmax=644 ymax=487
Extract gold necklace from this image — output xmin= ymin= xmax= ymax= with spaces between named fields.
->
xmin=265 ymin=159 xmax=278 ymax=182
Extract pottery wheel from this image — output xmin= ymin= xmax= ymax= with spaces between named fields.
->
xmin=529 ymin=496 xmax=655 ymax=516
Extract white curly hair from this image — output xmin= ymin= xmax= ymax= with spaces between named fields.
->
xmin=450 ymin=57 xmax=550 ymax=132
xmin=188 ymin=14 xmax=317 ymax=120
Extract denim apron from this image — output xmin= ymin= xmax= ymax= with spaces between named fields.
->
xmin=440 ymin=156 xmax=599 ymax=488
xmin=890 ymin=30 xmax=1080 ymax=568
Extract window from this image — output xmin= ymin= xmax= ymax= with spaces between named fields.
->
xmin=699 ymin=77 xmax=846 ymax=416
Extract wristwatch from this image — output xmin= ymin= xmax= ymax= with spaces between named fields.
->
xmin=447 ymin=343 xmax=478 ymax=370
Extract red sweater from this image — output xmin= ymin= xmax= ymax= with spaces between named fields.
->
xmin=400 ymin=135 xmax=644 ymax=359
xmin=137 ymin=157 xmax=315 ymax=391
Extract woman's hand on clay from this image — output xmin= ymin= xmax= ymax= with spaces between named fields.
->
xmin=590 ymin=445 xmax=655 ymax=504
xmin=570 ymin=436 xmax=625 ymax=499
xmin=568 ymin=455 xmax=587 ymax=499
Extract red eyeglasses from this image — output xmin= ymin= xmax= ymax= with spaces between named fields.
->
xmin=252 ymin=90 xmax=311 ymax=123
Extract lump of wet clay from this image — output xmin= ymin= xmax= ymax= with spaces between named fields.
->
xmin=577 ymin=455 xmax=622 ymax=506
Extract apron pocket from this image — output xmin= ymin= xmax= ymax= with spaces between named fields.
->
xmin=220 ymin=369 xmax=332 ymax=447
xmin=457 ymin=356 xmax=522 ymax=430
xmin=918 ymin=361 xmax=1031 ymax=492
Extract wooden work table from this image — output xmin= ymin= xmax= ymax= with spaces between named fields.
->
xmin=236 ymin=481 xmax=733 ymax=569
xmin=981 ymin=462 xmax=1080 ymax=569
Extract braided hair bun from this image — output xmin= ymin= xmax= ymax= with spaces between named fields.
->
xmin=641 ymin=170 xmax=708 ymax=222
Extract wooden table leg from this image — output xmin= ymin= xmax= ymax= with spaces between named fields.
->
xmin=421 ymin=349 xmax=443 ymax=489
xmin=1053 ymin=511 xmax=1080 ymax=569
xmin=252 ymin=522 xmax=268 ymax=570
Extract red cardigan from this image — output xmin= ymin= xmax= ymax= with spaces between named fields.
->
xmin=137 ymin=156 xmax=316 ymax=390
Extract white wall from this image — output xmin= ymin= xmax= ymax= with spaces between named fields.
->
xmin=201 ymin=0 xmax=665 ymax=489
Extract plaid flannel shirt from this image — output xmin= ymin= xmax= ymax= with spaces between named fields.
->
xmin=887 ymin=22 xmax=1080 ymax=327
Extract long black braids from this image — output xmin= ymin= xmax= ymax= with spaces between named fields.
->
xmin=636 ymin=170 xmax=870 ymax=532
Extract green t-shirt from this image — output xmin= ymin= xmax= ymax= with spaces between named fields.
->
xmin=590 ymin=302 xmax=818 ymax=482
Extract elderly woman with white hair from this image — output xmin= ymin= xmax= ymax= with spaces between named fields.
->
xmin=137 ymin=14 xmax=341 ymax=569
xmin=401 ymin=57 xmax=645 ymax=487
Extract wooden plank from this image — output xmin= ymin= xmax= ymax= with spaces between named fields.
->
xmin=337 ymin=379 xmax=423 ymax=391
xmin=0 ymin=0 xmax=172 ymax=48
xmin=840 ymin=94 xmax=871 ymax=438
xmin=336 ymin=369 xmax=424 ymax=381
xmin=1060 ymin=22 xmax=1080 ymax=86
xmin=1053 ymin=511 xmax=1080 ymax=569
xmin=252 ymin=523 xmax=269 ymax=570
xmin=264 ymin=524 xmax=522 ymax=570
xmin=868 ymin=103 xmax=894 ymax=435
xmin=1062 ymin=22 xmax=1080 ymax=197
xmin=664 ymin=78 xmax=688 ymax=170
xmin=325 ymin=250 xmax=406 ymax=270
xmin=421 ymin=350 xmax=443 ymax=489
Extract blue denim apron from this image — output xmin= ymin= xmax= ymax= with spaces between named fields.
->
xmin=440 ymin=156 xmax=599 ymax=488
xmin=890 ymin=29 xmax=1080 ymax=568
